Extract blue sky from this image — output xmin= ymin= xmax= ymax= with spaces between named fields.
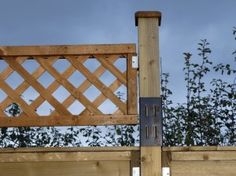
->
xmin=0 ymin=0 xmax=235 ymax=104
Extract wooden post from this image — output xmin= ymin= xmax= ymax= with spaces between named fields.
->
xmin=135 ymin=11 xmax=162 ymax=176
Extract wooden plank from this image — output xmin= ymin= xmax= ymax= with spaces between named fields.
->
xmin=98 ymin=56 xmax=127 ymax=85
xmin=4 ymin=58 xmax=71 ymax=115
xmin=0 ymin=76 xmax=38 ymax=117
xmin=138 ymin=18 xmax=161 ymax=97
xmin=172 ymin=151 xmax=236 ymax=161
xmin=68 ymin=57 xmax=127 ymax=114
xmin=127 ymin=54 xmax=137 ymax=114
xmin=0 ymin=114 xmax=138 ymax=127
xmin=171 ymin=161 xmax=236 ymax=176
xmin=0 ymin=58 xmax=56 ymax=112
xmin=81 ymin=75 xmax=125 ymax=115
xmin=0 ymin=44 xmax=136 ymax=56
xmin=0 ymin=146 xmax=139 ymax=153
xmin=0 ymin=161 xmax=130 ymax=176
xmin=0 ymin=151 xmax=131 ymax=162
xmin=29 ymin=63 xmax=77 ymax=115
xmin=162 ymin=146 xmax=236 ymax=152
xmin=141 ymin=147 xmax=162 ymax=176
xmin=136 ymin=11 xmax=162 ymax=176
xmin=36 ymin=57 xmax=102 ymax=115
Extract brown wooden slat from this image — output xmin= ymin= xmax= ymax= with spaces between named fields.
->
xmin=59 ymin=56 xmax=121 ymax=115
xmin=0 ymin=114 xmax=138 ymax=127
xmin=0 ymin=44 xmax=136 ymax=56
xmin=0 ymin=161 xmax=130 ymax=176
xmin=68 ymin=57 xmax=127 ymax=114
xmin=36 ymin=57 xmax=102 ymax=115
xmin=97 ymin=56 xmax=127 ymax=85
xmin=0 ymin=147 xmax=139 ymax=153
xmin=172 ymin=151 xmax=236 ymax=161
xmin=0 ymin=151 xmax=131 ymax=162
xmin=81 ymin=74 xmax=125 ymax=115
xmin=0 ymin=58 xmax=57 ymax=113
xmin=171 ymin=161 xmax=236 ymax=176
xmin=4 ymin=58 xmax=71 ymax=115
xmin=0 ymin=76 xmax=38 ymax=117
xmin=0 ymin=57 xmax=25 ymax=80
xmin=127 ymin=54 xmax=137 ymax=114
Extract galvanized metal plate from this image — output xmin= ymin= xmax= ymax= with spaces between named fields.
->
xmin=140 ymin=97 xmax=162 ymax=146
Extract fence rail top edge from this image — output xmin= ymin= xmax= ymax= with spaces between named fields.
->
xmin=0 ymin=44 xmax=136 ymax=56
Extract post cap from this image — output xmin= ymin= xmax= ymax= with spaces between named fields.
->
xmin=135 ymin=11 xmax=162 ymax=26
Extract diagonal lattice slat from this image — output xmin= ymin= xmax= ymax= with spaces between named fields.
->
xmin=0 ymin=44 xmax=138 ymax=127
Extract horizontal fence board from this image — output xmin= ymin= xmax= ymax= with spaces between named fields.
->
xmin=162 ymin=146 xmax=236 ymax=152
xmin=0 ymin=44 xmax=136 ymax=56
xmin=172 ymin=151 xmax=236 ymax=161
xmin=0 ymin=151 xmax=131 ymax=162
xmin=0 ymin=161 xmax=130 ymax=176
xmin=171 ymin=161 xmax=236 ymax=176
xmin=0 ymin=114 xmax=138 ymax=127
xmin=0 ymin=147 xmax=140 ymax=153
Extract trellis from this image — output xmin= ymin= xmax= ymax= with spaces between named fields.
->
xmin=0 ymin=44 xmax=138 ymax=127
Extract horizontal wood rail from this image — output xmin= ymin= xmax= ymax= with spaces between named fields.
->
xmin=0 ymin=44 xmax=138 ymax=127
xmin=0 ymin=44 xmax=136 ymax=56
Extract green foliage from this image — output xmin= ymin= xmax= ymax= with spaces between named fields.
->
xmin=0 ymin=27 xmax=235 ymax=148
xmin=162 ymin=28 xmax=236 ymax=146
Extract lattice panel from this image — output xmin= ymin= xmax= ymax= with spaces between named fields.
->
xmin=0 ymin=45 xmax=138 ymax=127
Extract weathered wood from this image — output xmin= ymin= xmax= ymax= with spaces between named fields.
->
xmin=4 ymin=58 xmax=71 ymax=115
xmin=0 ymin=161 xmax=130 ymax=176
xmin=136 ymin=11 xmax=162 ymax=176
xmin=0 ymin=44 xmax=136 ymax=56
xmin=36 ymin=57 xmax=102 ymax=114
xmin=68 ymin=56 xmax=127 ymax=114
xmin=162 ymin=146 xmax=236 ymax=152
xmin=171 ymin=161 xmax=236 ymax=176
xmin=141 ymin=147 xmax=162 ymax=176
xmin=0 ymin=44 xmax=138 ymax=127
xmin=0 ymin=114 xmax=138 ymax=127
xmin=0 ymin=75 xmax=38 ymax=117
xmin=127 ymin=54 xmax=137 ymax=114
xmin=0 ymin=151 xmax=131 ymax=162
xmin=137 ymin=15 xmax=161 ymax=97
xmin=0 ymin=147 xmax=136 ymax=176
xmin=172 ymin=151 xmax=236 ymax=161
xmin=0 ymin=146 xmax=140 ymax=153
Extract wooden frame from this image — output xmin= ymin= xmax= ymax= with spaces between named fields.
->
xmin=0 ymin=44 xmax=138 ymax=127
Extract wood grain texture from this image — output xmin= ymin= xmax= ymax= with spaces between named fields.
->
xmin=141 ymin=147 xmax=162 ymax=176
xmin=127 ymin=54 xmax=138 ymax=114
xmin=0 ymin=44 xmax=136 ymax=56
xmin=171 ymin=161 xmax=236 ymax=176
xmin=137 ymin=11 xmax=161 ymax=176
xmin=138 ymin=18 xmax=160 ymax=97
xmin=172 ymin=151 xmax=236 ymax=161
xmin=0 ymin=161 xmax=130 ymax=176
xmin=0 ymin=114 xmax=138 ymax=127
xmin=0 ymin=44 xmax=138 ymax=127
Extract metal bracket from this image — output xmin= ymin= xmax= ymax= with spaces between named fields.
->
xmin=140 ymin=97 xmax=162 ymax=146
xmin=132 ymin=56 xmax=138 ymax=68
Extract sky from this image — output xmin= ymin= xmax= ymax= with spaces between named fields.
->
xmin=0 ymin=0 xmax=235 ymax=104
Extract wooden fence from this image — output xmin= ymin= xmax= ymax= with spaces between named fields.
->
xmin=0 ymin=44 xmax=138 ymax=127
xmin=163 ymin=146 xmax=236 ymax=176
xmin=0 ymin=146 xmax=236 ymax=176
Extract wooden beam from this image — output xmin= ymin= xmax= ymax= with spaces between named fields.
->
xmin=162 ymin=146 xmax=236 ymax=152
xmin=0 ymin=146 xmax=140 ymax=153
xmin=171 ymin=151 xmax=236 ymax=161
xmin=0 ymin=114 xmax=138 ymax=127
xmin=0 ymin=151 xmax=132 ymax=162
xmin=136 ymin=11 xmax=162 ymax=176
xmin=0 ymin=44 xmax=136 ymax=56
